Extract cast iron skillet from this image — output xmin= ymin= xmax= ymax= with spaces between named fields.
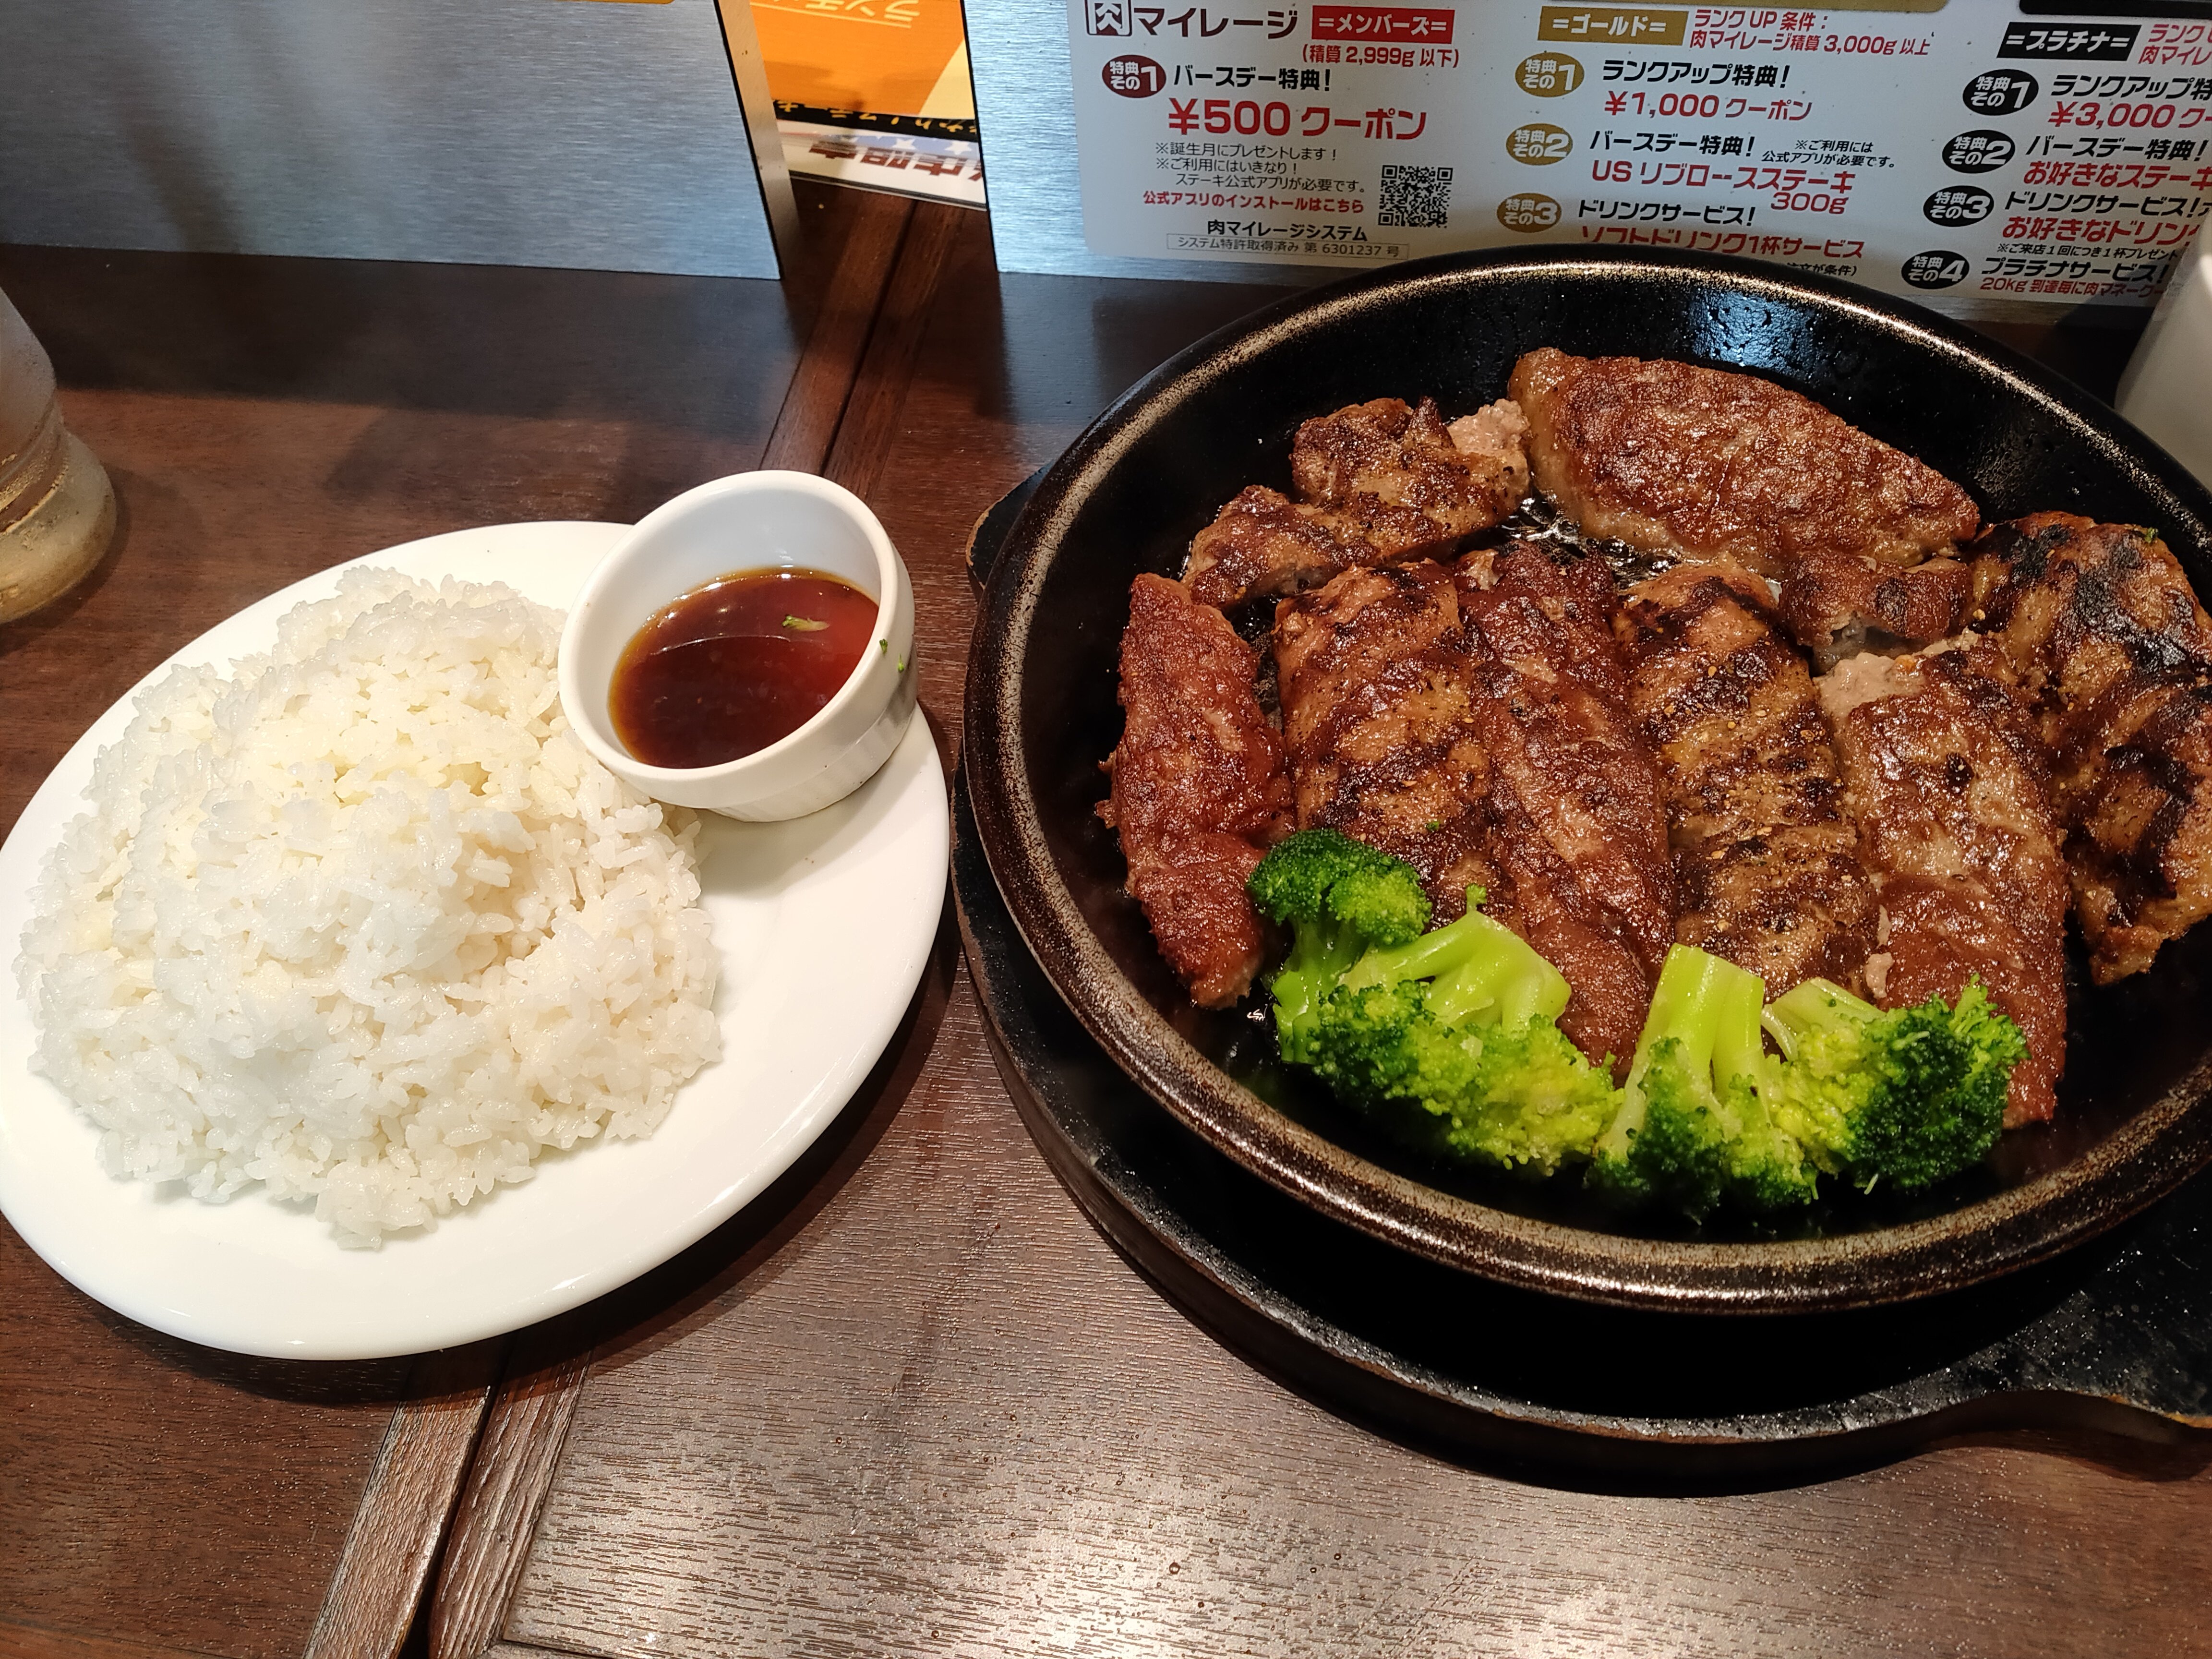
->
xmin=963 ymin=245 xmax=2212 ymax=1314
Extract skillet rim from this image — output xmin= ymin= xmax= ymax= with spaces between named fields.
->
xmin=962 ymin=243 xmax=2212 ymax=1314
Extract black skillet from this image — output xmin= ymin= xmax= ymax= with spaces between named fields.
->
xmin=963 ymin=245 xmax=2212 ymax=1315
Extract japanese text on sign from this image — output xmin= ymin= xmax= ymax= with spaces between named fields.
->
xmin=1065 ymin=0 xmax=2209 ymax=305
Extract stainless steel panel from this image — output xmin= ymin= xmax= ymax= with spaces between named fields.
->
xmin=964 ymin=0 xmax=1306 ymax=281
xmin=0 ymin=0 xmax=785 ymax=278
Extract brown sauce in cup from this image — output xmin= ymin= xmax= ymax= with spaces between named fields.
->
xmin=610 ymin=568 xmax=877 ymax=769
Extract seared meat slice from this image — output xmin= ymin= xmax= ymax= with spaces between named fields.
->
xmin=1969 ymin=513 xmax=2212 ymax=983
xmin=1779 ymin=549 xmax=1972 ymax=672
xmin=1508 ymin=348 xmax=1979 ymax=577
xmin=1272 ymin=559 xmax=1501 ymax=914
xmin=1183 ymin=486 xmax=1377 ymax=610
xmin=1291 ymin=395 xmax=1529 ymax=545
xmin=1273 ymin=549 xmax=1673 ymax=1071
xmin=1185 ymin=396 xmax=1528 ymax=607
xmin=1455 ymin=545 xmax=1677 ymax=1071
xmin=1818 ymin=644 xmax=2068 ymax=1125
xmin=1616 ymin=563 xmax=1876 ymax=995
xmin=1102 ymin=574 xmax=1295 ymax=1006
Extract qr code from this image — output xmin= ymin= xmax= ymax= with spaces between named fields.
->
xmin=1378 ymin=164 xmax=1452 ymax=229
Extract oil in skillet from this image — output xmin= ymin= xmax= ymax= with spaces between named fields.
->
xmin=610 ymin=568 xmax=877 ymax=769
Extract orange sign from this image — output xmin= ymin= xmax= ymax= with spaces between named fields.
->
xmin=751 ymin=0 xmax=966 ymax=118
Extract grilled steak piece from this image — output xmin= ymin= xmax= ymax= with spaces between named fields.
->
xmin=1184 ymin=396 xmax=1527 ymax=607
xmin=1508 ymin=348 xmax=1979 ymax=577
xmin=1182 ymin=485 xmax=1376 ymax=611
xmin=1616 ymin=562 xmax=1876 ymax=996
xmin=1290 ymin=395 xmax=1529 ymax=545
xmin=1968 ymin=513 xmax=2212 ymax=984
xmin=1273 ymin=550 xmax=1672 ymax=1070
xmin=1779 ymin=548 xmax=1973 ymax=672
xmin=1271 ymin=558 xmax=1503 ymax=918
xmin=1101 ymin=575 xmax=1295 ymax=1007
xmin=1818 ymin=644 xmax=2068 ymax=1125
xmin=1455 ymin=545 xmax=1677 ymax=1072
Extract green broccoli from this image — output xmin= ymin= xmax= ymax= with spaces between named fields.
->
xmin=1589 ymin=945 xmax=1819 ymax=1219
xmin=1250 ymin=834 xmax=2027 ymax=1217
xmin=1247 ymin=830 xmax=1618 ymax=1178
xmin=1247 ymin=829 xmax=1431 ymax=1063
xmin=1759 ymin=976 xmax=2020 ymax=1195
xmin=1590 ymin=952 xmax=2024 ymax=1219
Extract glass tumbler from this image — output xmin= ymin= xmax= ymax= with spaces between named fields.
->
xmin=0 ymin=286 xmax=116 ymax=624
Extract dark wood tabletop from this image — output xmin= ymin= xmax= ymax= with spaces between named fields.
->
xmin=4 ymin=192 xmax=2209 ymax=1659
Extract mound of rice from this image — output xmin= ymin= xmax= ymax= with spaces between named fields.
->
xmin=14 ymin=568 xmax=720 ymax=1246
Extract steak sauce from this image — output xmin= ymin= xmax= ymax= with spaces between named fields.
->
xmin=610 ymin=567 xmax=877 ymax=769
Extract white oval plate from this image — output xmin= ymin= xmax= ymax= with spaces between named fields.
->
xmin=0 ymin=523 xmax=948 ymax=1360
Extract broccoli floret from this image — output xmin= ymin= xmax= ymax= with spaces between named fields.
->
xmin=1761 ymin=977 xmax=2021 ymax=1194
xmin=1590 ymin=946 xmax=1818 ymax=1219
xmin=1248 ymin=829 xmax=1431 ymax=1062
xmin=1248 ymin=833 xmax=1618 ymax=1178
xmin=1592 ymin=956 xmax=2022 ymax=1221
xmin=1251 ymin=837 xmax=2026 ymax=1215
xmin=1305 ymin=976 xmax=1481 ymax=1118
xmin=1335 ymin=905 xmax=1615 ymax=1177
xmin=1309 ymin=900 xmax=1569 ymax=1101
xmin=1452 ymin=1011 xmax=1623 ymax=1178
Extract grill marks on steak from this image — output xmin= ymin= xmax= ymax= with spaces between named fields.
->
xmin=1272 ymin=546 xmax=1674 ymax=1071
xmin=1290 ymin=396 xmax=1530 ymax=541
xmin=1616 ymin=563 xmax=1877 ymax=997
xmin=1816 ymin=644 xmax=2069 ymax=1125
xmin=1100 ymin=574 xmax=1294 ymax=1007
xmin=1270 ymin=559 xmax=1502 ymax=915
xmin=1454 ymin=548 xmax=1678 ymax=1071
xmin=1509 ymin=347 xmax=1979 ymax=579
xmin=1182 ymin=396 xmax=1529 ymax=608
xmin=1968 ymin=513 xmax=2212 ymax=983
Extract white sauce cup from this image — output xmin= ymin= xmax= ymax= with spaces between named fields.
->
xmin=558 ymin=470 xmax=917 ymax=820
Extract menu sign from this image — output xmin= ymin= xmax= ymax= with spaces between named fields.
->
xmin=1062 ymin=3 xmax=2212 ymax=306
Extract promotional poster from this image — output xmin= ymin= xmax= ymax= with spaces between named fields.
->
xmin=1064 ymin=3 xmax=2212 ymax=305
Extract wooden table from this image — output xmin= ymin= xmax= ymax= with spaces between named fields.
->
xmin=5 ymin=194 xmax=2209 ymax=1659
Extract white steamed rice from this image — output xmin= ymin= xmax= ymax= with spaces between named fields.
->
xmin=14 ymin=568 xmax=720 ymax=1246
